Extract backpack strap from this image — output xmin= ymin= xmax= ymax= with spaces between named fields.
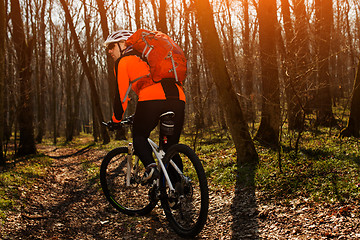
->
xmin=119 ymin=49 xmax=151 ymax=103
xmin=122 ymin=74 xmax=150 ymax=103
xmin=161 ymin=78 xmax=180 ymax=100
xmin=167 ymin=51 xmax=179 ymax=83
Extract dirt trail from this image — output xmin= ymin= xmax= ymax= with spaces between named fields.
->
xmin=1 ymin=145 xmax=360 ymax=239
xmin=1 ymin=146 xmax=237 ymax=239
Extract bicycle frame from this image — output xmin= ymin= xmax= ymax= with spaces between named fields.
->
xmin=124 ymin=138 xmax=181 ymax=192
xmin=101 ymin=115 xmax=209 ymax=238
xmin=104 ymin=113 xmax=185 ymax=195
xmin=147 ymin=138 xmax=175 ymax=191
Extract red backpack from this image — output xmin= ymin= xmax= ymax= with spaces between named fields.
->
xmin=126 ymin=29 xmax=187 ymax=84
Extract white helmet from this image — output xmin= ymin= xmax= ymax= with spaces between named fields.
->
xmin=104 ymin=30 xmax=134 ymax=47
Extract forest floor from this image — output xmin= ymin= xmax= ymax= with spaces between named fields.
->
xmin=1 ymin=139 xmax=360 ymax=239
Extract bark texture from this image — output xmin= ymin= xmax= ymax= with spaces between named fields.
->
xmin=11 ymin=0 xmax=37 ymax=156
xmin=194 ymin=0 xmax=258 ymax=165
xmin=254 ymin=0 xmax=280 ymax=148
xmin=340 ymin=61 xmax=360 ymax=138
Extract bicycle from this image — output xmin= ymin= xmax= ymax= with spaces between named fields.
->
xmin=100 ymin=112 xmax=209 ymax=238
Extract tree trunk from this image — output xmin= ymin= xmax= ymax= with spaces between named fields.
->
xmin=135 ymin=0 xmax=141 ymax=29
xmin=64 ymin=24 xmax=74 ymax=142
xmin=344 ymin=0 xmax=356 ymax=94
xmin=84 ymin=1 xmax=99 ymax=141
xmin=95 ymin=0 xmax=126 ymax=140
xmin=151 ymin=0 xmax=167 ymax=33
xmin=340 ymin=60 xmax=360 ymax=137
xmin=59 ymin=0 xmax=110 ymax=144
xmin=11 ymin=0 xmax=36 ymax=156
xmin=36 ymin=0 xmax=47 ymax=143
xmin=49 ymin=4 xmax=57 ymax=144
xmin=158 ymin=0 xmax=167 ymax=33
xmin=315 ymin=0 xmax=336 ymax=126
xmin=254 ymin=0 xmax=280 ymax=148
xmin=194 ymin=0 xmax=258 ymax=165
xmin=294 ymin=0 xmax=315 ymax=114
xmin=242 ymin=0 xmax=255 ymax=123
xmin=0 ymin=0 xmax=5 ymax=165
xmin=190 ymin=16 xmax=204 ymax=129
xmin=95 ymin=0 xmax=116 ymax=105
xmin=281 ymin=0 xmax=305 ymax=131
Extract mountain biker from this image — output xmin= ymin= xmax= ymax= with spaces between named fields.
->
xmin=104 ymin=30 xmax=186 ymax=184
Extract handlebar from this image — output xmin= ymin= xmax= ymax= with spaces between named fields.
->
xmin=102 ymin=115 xmax=134 ymax=130
xmin=121 ymin=115 xmax=135 ymax=125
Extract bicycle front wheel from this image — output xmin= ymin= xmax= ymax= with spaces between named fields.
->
xmin=160 ymin=144 xmax=209 ymax=238
xmin=100 ymin=147 xmax=157 ymax=216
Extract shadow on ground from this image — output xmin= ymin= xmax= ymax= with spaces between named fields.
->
xmin=231 ymin=164 xmax=259 ymax=239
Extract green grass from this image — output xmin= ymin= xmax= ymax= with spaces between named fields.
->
xmin=183 ymin=128 xmax=238 ymax=190
xmin=182 ymin=125 xmax=360 ymax=204
xmin=0 ymin=154 xmax=52 ymax=222
xmin=1 ymin=120 xmax=359 ymax=224
xmin=256 ymin=130 xmax=360 ymax=203
xmin=80 ymin=157 xmax=100 ymax=186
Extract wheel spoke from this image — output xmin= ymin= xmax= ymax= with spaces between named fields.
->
xmin=160 ymin=144 xmax=209 ymax=238
xmin=100 ymin=147 xmax=157 ymax=215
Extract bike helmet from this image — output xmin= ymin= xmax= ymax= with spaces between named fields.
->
xmin=104 ymin=30 xmax=134 ymax=47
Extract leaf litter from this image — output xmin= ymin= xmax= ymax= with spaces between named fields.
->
xmin=0 ymin=144 xmax=359 ymax=239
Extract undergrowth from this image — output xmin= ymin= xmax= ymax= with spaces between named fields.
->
xmin=1 ymin=122 xmax=359 ymax=224
xmin=255 ymin=129 xmax=360 ymax=203
xmin=186 ymin=126 xmax=360 ymax=204
xmin=0 ymin=154 xmax=51 ymax=223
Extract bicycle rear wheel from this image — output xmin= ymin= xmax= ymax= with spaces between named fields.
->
xmin=160 ymin=144 xmax=209 ymax=238
xmin=100 ymin=147 xmax=157 ymax=215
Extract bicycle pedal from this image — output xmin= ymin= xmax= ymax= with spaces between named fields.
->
xmin=168 ymin=196 xmax=180 ymax=209
xmin=169 ymin=201 xmax=180 ymax=209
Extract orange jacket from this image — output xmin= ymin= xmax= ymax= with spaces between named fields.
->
xmin=112 ymin=54 xmax=186 ymax=123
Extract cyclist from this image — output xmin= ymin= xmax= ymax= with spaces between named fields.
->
xmin=104 ymin=30 xmax=186 ymax=184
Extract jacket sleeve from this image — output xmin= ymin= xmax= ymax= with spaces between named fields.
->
xmin=112 ymin=56 xmax=150 ymax=123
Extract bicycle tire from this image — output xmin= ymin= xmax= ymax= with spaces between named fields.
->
xmin=160 ymin=144 xmax=209 ymax=238
xmin=100 ymin=147 xmax=157 ymax=216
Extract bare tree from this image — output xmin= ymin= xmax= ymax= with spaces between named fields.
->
xmin=314 ymin=0 xmax=337 ymax=126
xmin=96 ymin=0 xmax=116 ymax=103
xmin=194 ymin=0 xmax=258 ymax=165
xmin=59 ymin=0 xmax=110 ymax=143
xmin=158 ymin=0 xmax=167 ymax=33
xmin=151 ymin=0 xmax=167 ymax=33
xmin=83 ymin=1 xmax=99 ymax=141
xmin=242 ymin=0 xmax=255 ymax=123
xmin=64 ymin=23 xmax=75 ymax=142
xmin=49 ymin=0 xmax=58 ymax=144
xmin=254 ymin=0 xmax=280 ymax=148
xmin=281 ymin=0 xmax=303 ymax=131
xmin=344 ymin=0 xmax=356 ymax=92
xmin=95 ymin=0 xmax=127 ymax=140
xmin=11 ymin=0 xmax=36 ymax=156
xmin=135 ymin=0 xmax=141 ymax=29
xmin=0 ymin=0 xmax=5 ymax=164
xmin=340 ymin=60 xmax=360 ymax=137
xmin=189 ymin=13 xmax=205 ymax=131
xmin=35 ymin=0 xmax=47 ymax=143
xmin=2 ymin=0 xmax=359 ymax=153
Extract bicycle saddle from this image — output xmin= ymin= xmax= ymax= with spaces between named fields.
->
xmin=160 ymin=111 xmax=175 ymax=119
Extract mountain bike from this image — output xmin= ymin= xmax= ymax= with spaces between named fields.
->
xmin=100 ymin=112 xmax=209 ymax=238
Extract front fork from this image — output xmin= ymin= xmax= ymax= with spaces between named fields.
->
xmin=126 ymin=143 xmax=141 ymax=186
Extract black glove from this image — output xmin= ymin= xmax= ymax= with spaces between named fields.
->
xmin=105 ymin=120 xmax=120 ymax=131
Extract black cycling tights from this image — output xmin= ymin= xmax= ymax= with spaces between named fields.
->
xmin=133 ymin=99 xmax=185 ymax=170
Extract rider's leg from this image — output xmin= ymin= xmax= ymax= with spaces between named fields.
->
xmin=162 ymin=100 xmax=185 ymax=184
xmin=133 ymin=101 xmax=159 ymax=167
xmin=133 ymin=100 xmax=185 ymax=183
xmin=133 ymin=102 xmax=160 ymax=183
